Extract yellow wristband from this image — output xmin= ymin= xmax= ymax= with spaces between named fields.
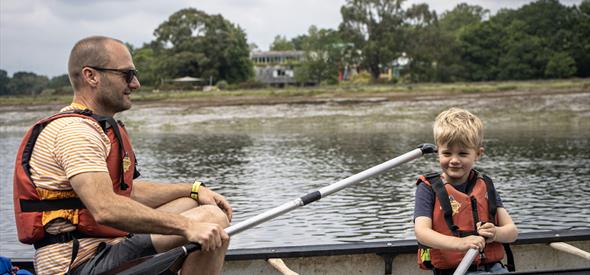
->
xmin=190 ymin=180 xmax=203 ymax=201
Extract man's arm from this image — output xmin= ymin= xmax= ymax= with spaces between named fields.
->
xmin=132 ymin=179 xmax=233 ymax=221
xmin=131 ymin=179 xmax=191 ymax=208
xmin=70 ymin=172 xmax=228 ymax=251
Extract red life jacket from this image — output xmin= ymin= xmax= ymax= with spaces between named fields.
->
xmin=416 ymin=171 xmax=505 ymax=270
xmin=13 ymin=109 xmax=138 ymax=246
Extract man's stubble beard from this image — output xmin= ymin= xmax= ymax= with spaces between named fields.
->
xmin=97 ymin=79 xmax=131 ymax=115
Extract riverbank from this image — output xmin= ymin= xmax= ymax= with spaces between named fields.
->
xmin=1 ymin=78 xmax=589 ymax=111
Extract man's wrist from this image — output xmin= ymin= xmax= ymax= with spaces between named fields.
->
xmin=190 ymin=180 xmax=205 ymax=201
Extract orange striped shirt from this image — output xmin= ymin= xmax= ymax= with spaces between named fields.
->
xmin=31 ymin=105 xmax=122 ymax=275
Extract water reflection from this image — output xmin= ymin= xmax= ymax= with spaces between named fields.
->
xmin=133 ymin=133 xmax=253 ymax=182
xmin=1 ymin=92 xmax=589 ymax=258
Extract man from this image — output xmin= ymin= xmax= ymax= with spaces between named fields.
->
xmin=12 ymin=36 xmax=232 ymax=275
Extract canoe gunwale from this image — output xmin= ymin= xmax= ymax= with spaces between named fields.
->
xmin=225 ymin=229 xmax=590 ymax=260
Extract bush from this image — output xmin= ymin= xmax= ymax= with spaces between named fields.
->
xmin=349 ymin=71 xmax=372 ymax=84
xmin=545 ymin=52 xmax=576 ymax=79
xmin=237 ymin=79 xmax=267 ymax=90
xmin=216 ymin=80 xmax=228 ymax=90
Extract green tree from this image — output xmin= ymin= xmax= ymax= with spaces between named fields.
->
xmin=403 ymin=3 xmax=443 ymax=82
xmin=459 ymin=9 xmax=512 ymax=81
xmin=295 ymin=26 xmax=348 ymax=84
xmin=270 ymin=35 xmax=295 ymax=51
xmin=47 ymin=74 xmax=70 ymax=89
xmin=459 ymin=0 xmax=585 ymax=81
xmin=132 ymin=45 xmax=159 ymax=87
xmin=0 ymin=70 xmax=9 ymax=95
xmin=153 ymin=8 xmax=253 ymax=84
xmin=339 ymin=0 xmax=407 ymax=80
xmin=439 ymin=3 xmax=488 ymax=38
xmin=506 ymin=0 xmax=575 ymax=79
xmin=545 ymin=52 xmax=577 ymax=78
xmin=582 ymin=0 xmax=590 ymax=14
xmin=46 ymin=74 xmax=72 ymax=94
xmin=572 ymin=0 xmax=590 ymax=76
xmin=490 ymin=16 xmax=548 ymax=80
xmin=290 ymin=35 xmax=308 ymax=50
xmin=8 ymin=72 xmax=48 ymax=96
xmin=248 ymin=43 xmax=259 ymax=51
xmin=425 ymin=3 xmax=488 ymax=82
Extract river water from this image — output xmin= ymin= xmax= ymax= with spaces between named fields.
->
xmin=1 ymin=91 xmax=589 ymax=259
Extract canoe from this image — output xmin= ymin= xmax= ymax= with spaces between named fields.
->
xmin=11 ymin=229 xmax=590 ymax=274
xmin=221 ymin=229 xmax=590 ymax=275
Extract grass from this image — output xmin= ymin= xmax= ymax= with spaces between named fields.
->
xmin=1 ymin=78 xmax=589 ymax=106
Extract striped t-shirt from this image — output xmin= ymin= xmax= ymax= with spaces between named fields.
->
xmin=30 ymin=105 xmax=122 ymax=274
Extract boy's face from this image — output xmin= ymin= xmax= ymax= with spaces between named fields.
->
xmin=437 ymin=143 xmax=483 ymax=185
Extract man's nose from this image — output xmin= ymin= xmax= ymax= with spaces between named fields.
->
xmin=129 ymin=76 xmax=141 ymax=89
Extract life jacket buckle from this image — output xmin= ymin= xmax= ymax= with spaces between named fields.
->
xmin=78 ymin=109 xmax=93 ymax=116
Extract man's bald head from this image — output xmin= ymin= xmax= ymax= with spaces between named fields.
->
xmin=68 ymin=36 xmax=125 ymax=90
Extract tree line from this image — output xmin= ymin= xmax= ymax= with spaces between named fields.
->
xmin=1 ymin=0 xmax=589 ymax=95
xmin=272 ymin=0 xmax=589 ymax=83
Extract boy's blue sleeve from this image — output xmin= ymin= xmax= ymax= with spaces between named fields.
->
xmin=414 ymin=182 xmax=435 ymax=221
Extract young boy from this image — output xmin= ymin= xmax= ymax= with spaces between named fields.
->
xmin=414 ymin=107 xmax=518 ymax=274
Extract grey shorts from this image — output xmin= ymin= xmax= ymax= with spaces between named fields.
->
xmin=70 ymin=234 xmax=157 ymax=275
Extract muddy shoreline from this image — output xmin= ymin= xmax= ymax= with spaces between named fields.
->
xmin=2 ymin=88 xmax=587 ymax=113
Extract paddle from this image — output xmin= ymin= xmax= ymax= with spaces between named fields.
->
xmin=549 ymin=242 xmax=590 ymax=260
xmin=453 ymin=248 xmax=479 ymax=275
xmin=267 ymin=258 xmax=299 ymax=275
xmin=102 ymin=143 xmax=436 ymax=275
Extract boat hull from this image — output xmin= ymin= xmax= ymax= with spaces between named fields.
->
xmin=11 ymin=229 xmax=590 ymax=274
xmin=221 ymin=230 xmax=590 ymax=275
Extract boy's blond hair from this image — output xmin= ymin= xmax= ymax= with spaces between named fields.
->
xmin=433 ymin=107 xmax=484 ymax=149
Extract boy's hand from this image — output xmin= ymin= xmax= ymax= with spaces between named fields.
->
xmin=477 ymin=221 xmax=496 ymax=243
xmin=458 ymin=235 xmax=486 ymax=251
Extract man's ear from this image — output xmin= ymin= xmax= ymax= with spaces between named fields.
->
xmin=82 ymin=67 xmax=99 ymax=87
xmin=477 ymin=147 xmax=485 ymax=159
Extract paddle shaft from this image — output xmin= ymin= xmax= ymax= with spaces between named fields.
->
xmin=111 ymin=144 xmax=435 ymax=274
xmin=453 ymin=248 xmax=478 ymax=275
xmin=550 ymin=242 xmax=590 ymax=260
xmin=267 ymin=258 xmax=299 ymax=275
xmin=182 ymin=144 xmax=436 ymax=254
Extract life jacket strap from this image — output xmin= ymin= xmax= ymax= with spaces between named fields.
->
xmin=64 ymin=237 xmax=80 ymax=275
xmin=20 ymin=198 xmax=86 ymax=212
xmin=427 ymin=173 xmax=460 ymax=235
xmin=92 ymin=114 xmax=130 ymax=190
xmin=481 ymin=174 xmax=497 ymax=222
xmin=503 ymin=243 xmax=516 ymax=271
xmin=33 ymin=231 xmax=90 ymax=250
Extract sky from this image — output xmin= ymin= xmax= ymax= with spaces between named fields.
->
xmin=0 ymin=0 xmax=584 ymax=78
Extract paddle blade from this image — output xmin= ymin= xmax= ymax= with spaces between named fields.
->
xmin=100 ymin=244 xmax=196 ymax=275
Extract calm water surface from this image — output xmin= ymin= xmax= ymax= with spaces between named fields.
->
xmin=1 ymin=91 xmax=589 ymax=258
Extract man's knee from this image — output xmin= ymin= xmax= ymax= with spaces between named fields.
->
xmin=197 ymin=205 xmax=230 ymax=228
xmin=157 ymin=197 xmax=199 ymax=213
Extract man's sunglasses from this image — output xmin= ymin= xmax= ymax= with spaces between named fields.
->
xmin=86 ymin=66 xmax=138 ymax=84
